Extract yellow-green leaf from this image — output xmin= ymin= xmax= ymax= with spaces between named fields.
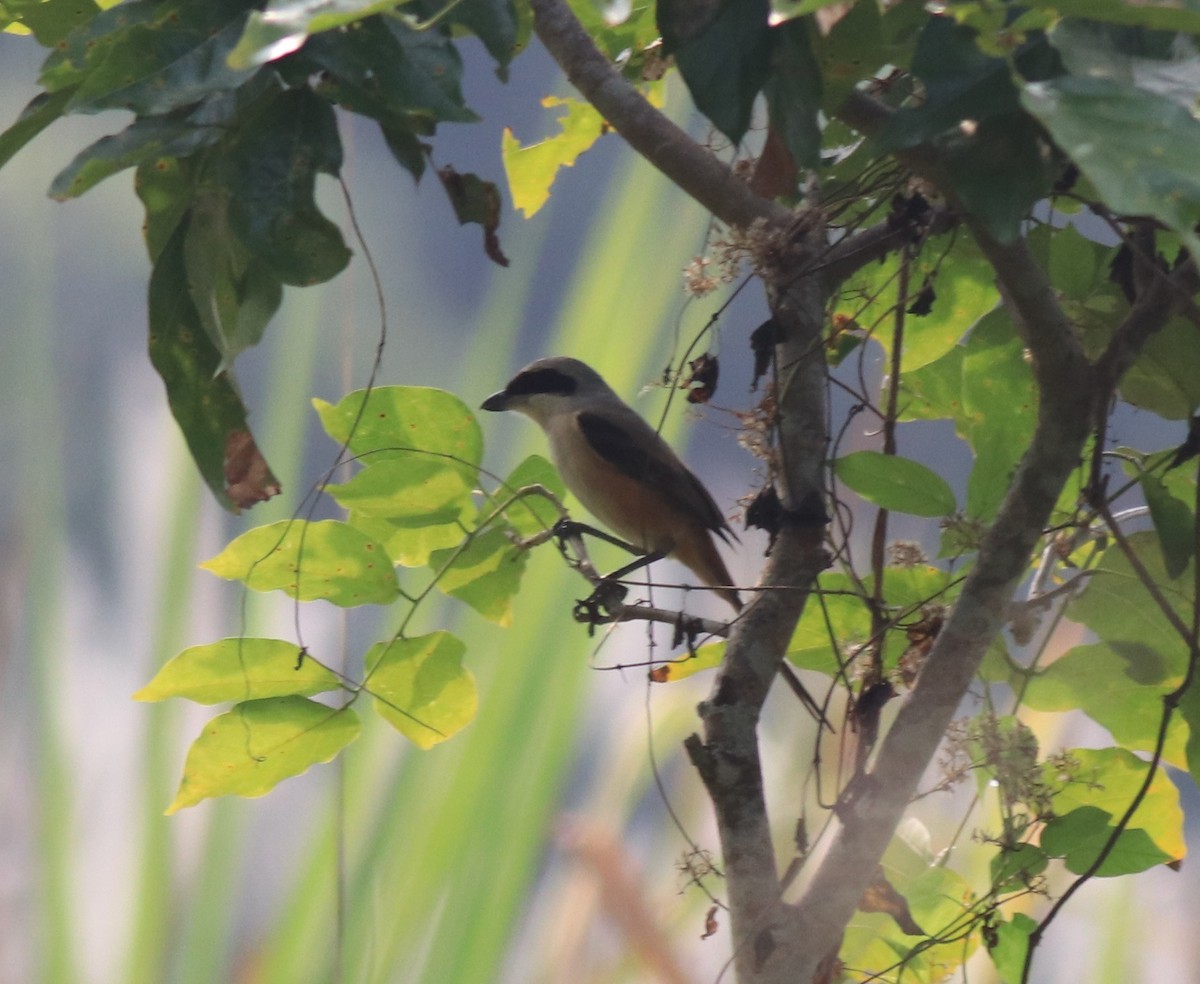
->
xmin=491 ymin=454 xmax=567 ymax=537
xmin=166 ymin=697 xmax=359 ymax=813
xmin=135 ymin=638 xmax=342 ymax=704
xmin=502 ymin=96 xmax=606 ymax=218
xmin=649 ymin=641 xmax=725 ymax=682
xmin=325 ymin=453 xmax=476 ymax=524
xmin=364 ymin=632 xmax=477 ymax=749
xmin=200 ymin=519 xmax=399 ymax=606
xmin=312 ymin=385 xmax=482 ymax=469
xmin=349 ymin=509 xmax=466 ymax=568
xmin=1042 ymin=747 xmax=1186 ymax=874
xmin=429 ymin=527 xmax=526 ymax=625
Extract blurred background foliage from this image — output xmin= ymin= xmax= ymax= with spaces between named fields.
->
xmin=2 ymin=15 xmax=1199 ymax=984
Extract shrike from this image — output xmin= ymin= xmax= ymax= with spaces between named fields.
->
xmin=482 ymin=357 xmax=742 ymax=611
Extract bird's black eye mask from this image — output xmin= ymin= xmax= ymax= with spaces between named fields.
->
xmin=505 ymin=367 xmax=577 ymax=397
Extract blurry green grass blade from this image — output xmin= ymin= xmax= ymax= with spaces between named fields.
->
xmin=122 ymin=463 xmax=202 ymax=984
xmin=16 ymin=212 xmax=77 ymax=984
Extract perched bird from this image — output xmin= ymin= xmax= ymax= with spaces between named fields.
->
xmin=482 ymin=356 xmax=742 ymax=611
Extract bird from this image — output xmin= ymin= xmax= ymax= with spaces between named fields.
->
xmin=481 ymin=356 xmax=742 ymax=611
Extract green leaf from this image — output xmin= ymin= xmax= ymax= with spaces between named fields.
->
xmin=870 ymin=16 xmax=1021 ymax=152
xmin=166 ymin=697 xmax=359 ymax=813
xmin=63 ymin=0 xmax=258 ymax=115
xmin=364 ymin=632 xmax=477 ymax=749
xmin=1180 ymin=681 xmax=1200 ymax=788
xmin=415 ymin=0 xmax=517 ymax=68
xmin=49 ymin=112 xmax=224 ymax=200
xmin=491 ymin=453 xmax=567 ymax=537
xmin=314 ymin=385 xmax=483 ymax=467
xmin=1023 ymin=75 xmax=1200 ymax=265
xmin=786 ymin=573 xmax=870 ymax=676
xmin=1119 ymin=317 xmax=1200 ymax=420
xmin=896 ymin=345 xmax=966 ymax=428
xmin=229 ymin=0 xmax=403 ymax=68
xmin=183 ymin=188 xmax=283 ymax=368
xmin=1037 ymin=0 xmax=1200 ymax=34
xmin=429 ymin=528 xmax=526 ymax=625
xmin=350 ymin=509 xmax=467 ymax=568
xmin=961 ymin=308 xmax=1035 ymax=520
xmin=1067 ymin=530 xmax=1193 ymax=656
xmin=136 ymin=153 xmax=194 ymax=261
xmin=0 ymin=87 xmax=77 ymax=172
xmin=989 ymin=843 xmax=1048 ymax=892
xmin=2 ymin=0 xmax=99 ymax=45
xmin=835 ymin=451 xmax=956 ymax=517
xmin=200 ymin=519 xmax=400 ymax=606
xmin=659 ymin=0 xmax=772 ymax=146
xmin=990 ymin=913 xmax=1036 ymax=984
xmin=763 ymin=19 xmax=822 ymax=170
xmin=135 ymin=638 xmax=342 ymax=704
xmin=815 ymin=0 xmax=923 ymax=114
xmin=1023 ymin=642 xmax=1188 ymax=766
xmin=502 ymin=96 xmax=606 ymax=218
xmin=147 ymin=216 xmax=280 ymax=511
xmin=302 ymin=18 xmax=478 ymax=125
xmin=836 ymin=232 xmax=997 ymax=373
xmin=220 ymin=88 xmax=351 ymax=286
xmin=1139 ymin=464 xmax=1195 ymax=580
xmin=1042 ymin=747 xmax=1185 ymax=874
xmin=39 ymin=0 xmax=160 ymax=92
xmin=325 ymin=454 xmax=477 ymax=525
xmin=939 ymin=112 xmax=1056 ymax=243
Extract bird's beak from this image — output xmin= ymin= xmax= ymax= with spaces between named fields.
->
xmin=481 ymin=390 xmax=509 ymax=412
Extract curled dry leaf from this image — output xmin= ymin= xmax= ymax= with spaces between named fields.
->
xmin=684 ymin=352 xmax=719 ymax=404
xmin=223 ymin=430 xmax=280 ymax=511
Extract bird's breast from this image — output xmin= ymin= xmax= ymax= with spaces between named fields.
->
xmin=544 ymin=415 xmax=679 ymax=555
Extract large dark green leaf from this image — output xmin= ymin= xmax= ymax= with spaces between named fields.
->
xmin=815 ymin=0 xmax=924 ymax=114
xmin=228 ymin=0 xmax=400 ymax=67
xmin=410 ymin=0 xmax=518 ymax=69
xmin=1119 ymin=316 xmax=1200 ymax=420
xmin=0 ymin=87 xmax=77 ymax=172
xmin=871 ymin=16 xmax=1017 ymax=152
xmin=763 ymin=19 xmax=822 ymax=170
xmin=148 ymin=215 xmax=280 ymax=511
xmin=659 ymin=0 xmax=773 ymax=146
xmin=136 ymin=154 xmax=195 ymax=261
xmin=1023 ymin=75 xmax=1200 ymax=264
xmin=1 ymin=0 xmax=99 ymax=45
xmin=938 ymin=112 xmax=1056 ymax=243
xmin=56 ymin=0 xmax=259 ymax=115
xmin=303 ymin=18 xmax=478 ymax=126
xmin=220 ymin=88 xmax=351 ymax=286
xmin=49 ymin=112 xmax=223 ymax=200
xmin=183 ymin=190 xmax=283 ymax=368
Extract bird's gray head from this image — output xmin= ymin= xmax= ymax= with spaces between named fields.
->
xmin=481 ymin=357 xmax=616 ymax=420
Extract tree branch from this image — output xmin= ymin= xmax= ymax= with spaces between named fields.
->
xmin=786 ymin=229 xmax=1096 ymax=972
xmin=529 ymin=0 xmax=787 ymax=230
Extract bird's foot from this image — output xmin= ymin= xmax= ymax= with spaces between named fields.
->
xmin=572 ymin=578 xmax=628 ymax=631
